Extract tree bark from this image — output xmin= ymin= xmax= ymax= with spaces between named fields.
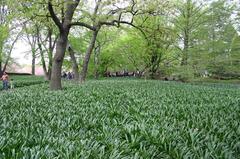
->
xmin=181 ymin=0 xmax=191 ymax=66
xmin=36 ymin=28 xmax=49 ymax=80
xmin=50 ymin=32 xmax=68 ymax=90
xmin=181 ymin=30 xmax=189 ymax=65
xmin=31 ymin=49 xmax=36 ymax=75
xmin=80 ymin=29 xmax=99 ymax=82
xmin=0 ymin=47 xmax=2 ymax=74
xmin=47 ymin=28 xmax=55 ymax=80
xmin=94 ymin=45 xmax=100 ymax=79
xmin=48 ymin=0 xmax=79 ymax=90
xmin=38 ymin=43 xmax=48 ymax=80
xmin=68 ymin=45 xmax=80 ymax=81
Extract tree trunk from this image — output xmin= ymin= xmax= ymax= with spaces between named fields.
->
xmin=50 ymin=33 xmax=68 ymax=90
xmin=181 ymin=30 xmax=189 ymax=66
xmin=2 ymin=52 xmax=10 ymax=73
xmin=47 ymin=28 xmax=54 ymax=80
xmin=80 ymin=29 xmax=99 ymax=82
xmin=68 ymin=45 xmax=80 ymax=81
xmin=150 ymin=52 xmax=158 ymax=79
xmin=181 ymin=0 xmax=191 ymax=66
xmin=94 ymin=45 xmax=100 ymax=79
xmin=2 ymin=31 xmax=21 ymax=73
xmin=32 ymin=50 xmax=36 ymax=75
xmin=48 ymin=0 xmax=79 ymax=90
xmin=40 ymin=50 xmax=48 ymax=80
xmin=0 ymin=48 xmax=2 ymax=74
xmin=37 ymin=35 xmax=49 ymax=80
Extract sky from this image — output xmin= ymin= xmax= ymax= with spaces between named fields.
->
xmin=12 ymin=40 xmax=31 ymax=65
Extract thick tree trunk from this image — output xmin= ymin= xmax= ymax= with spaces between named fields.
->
xmin=50 ymin=33 xmax=68 ymax=90
xmin=80 ymin=29 xmax=99 ymax=82
xmin=48 ymin=0 xmax=80 ymax=90
xmin=68 ymin=45 xmax=80 ymax=81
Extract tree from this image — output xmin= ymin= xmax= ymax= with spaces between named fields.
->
xmin=47 ymin=0 xmax=80 ymax=90
xmin=0 ymin=0 xmax=23 ymax=75
xmin=193 ymin=0 xmax=238 ymax=78
xmin=23 ymin=23 xmax=38 ymax=75
xmin=0 ymin=0 xmax=10 ymax=76
xmin=174 ymin=0 xmax=207 ymax=66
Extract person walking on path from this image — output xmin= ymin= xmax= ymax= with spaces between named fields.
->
xmin=1 ymin=72 xmax=9 ymax=90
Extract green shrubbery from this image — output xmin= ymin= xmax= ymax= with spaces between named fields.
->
xmin=172 ymin=65 xmax=195 ymax=82
xmin=0 ymin=80 xmax=239 ymax=158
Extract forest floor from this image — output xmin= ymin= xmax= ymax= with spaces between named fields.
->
xmin=0 ymin=77 xmax=239 ymax=158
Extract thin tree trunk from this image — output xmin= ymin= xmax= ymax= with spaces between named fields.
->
xmin=94 ymin=45 xmax=101 ymax=79
xmin=37 ymin=35 xmax=48 ymax=80
xmin=2 ymin=31 xmax=21 ymax=72
xmin=39 ymin=46 xmax=48 ymax=80
xmin=181 ymin=0 xmax=191 ymax=66
xmin=32 ymin=49 xmax=36 ymax=75
xmin=68 ymin=45 xmax=80 ymax=81
xmin=0 ymin=46 xmax=2 ymax=75
xmin=80 ymin=29 xmax=99 ymax=82
xmin=181 ymin=31 xmax=189 ymax=65
xmin=47 ymin=28 xmax=55 ymax=80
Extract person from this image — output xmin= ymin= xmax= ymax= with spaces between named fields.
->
xmin=10 ymin=79 xmax=14 ymax=89
xmin=62 ymin=71 xmax=67 ymax=79
xmin=67 ymin=72 xmax=72 ymax=80
xmin=1 ymin=72 xmax=9 ymax=90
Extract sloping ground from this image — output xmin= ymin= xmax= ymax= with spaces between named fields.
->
xmin=0 ymin=80 xmax=239 ymax=158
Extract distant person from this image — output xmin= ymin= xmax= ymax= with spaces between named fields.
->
xmin=10 ymin=79 xmax=14 ymax=89
xmin=1 ymin=72 xmax=9 ymax=90
xmin=71 ymin=72 xmax=74 ymax=79
xmin=62 ymin=71 xmax=67 ymax=79
xmin=67 ymin=72 xmax=72 ymax=80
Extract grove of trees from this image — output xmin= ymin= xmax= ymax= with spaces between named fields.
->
xmin=0 ymin=0 xmax=239 ymax=90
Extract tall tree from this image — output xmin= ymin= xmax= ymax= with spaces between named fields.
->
xmin=174 ymin=0 xmax=207 ymax=66
xmin=48 ymin=0 xmax=80 ymax=90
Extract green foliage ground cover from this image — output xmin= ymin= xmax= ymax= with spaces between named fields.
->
xmin=0 ymin=75 xmax=46 ymax=90
xmin=0 ymin=79 xmax=239 ymax=158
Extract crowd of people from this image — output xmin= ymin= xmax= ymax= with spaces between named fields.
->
xmin=104 ymin=70 xmax=143 ymax=77
xmin=62 ymin=71 xmax=75 ymax=80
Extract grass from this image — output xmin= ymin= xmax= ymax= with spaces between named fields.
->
xmin=9 ymin=75 xmax=44 ymax=81
xmin=191 ymin=77 xmax=240 ymax=85
xmin=0 ymin=78 xmax=240 ymax=158
xmin=0 ymin=75 xmax=46 ymax=90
